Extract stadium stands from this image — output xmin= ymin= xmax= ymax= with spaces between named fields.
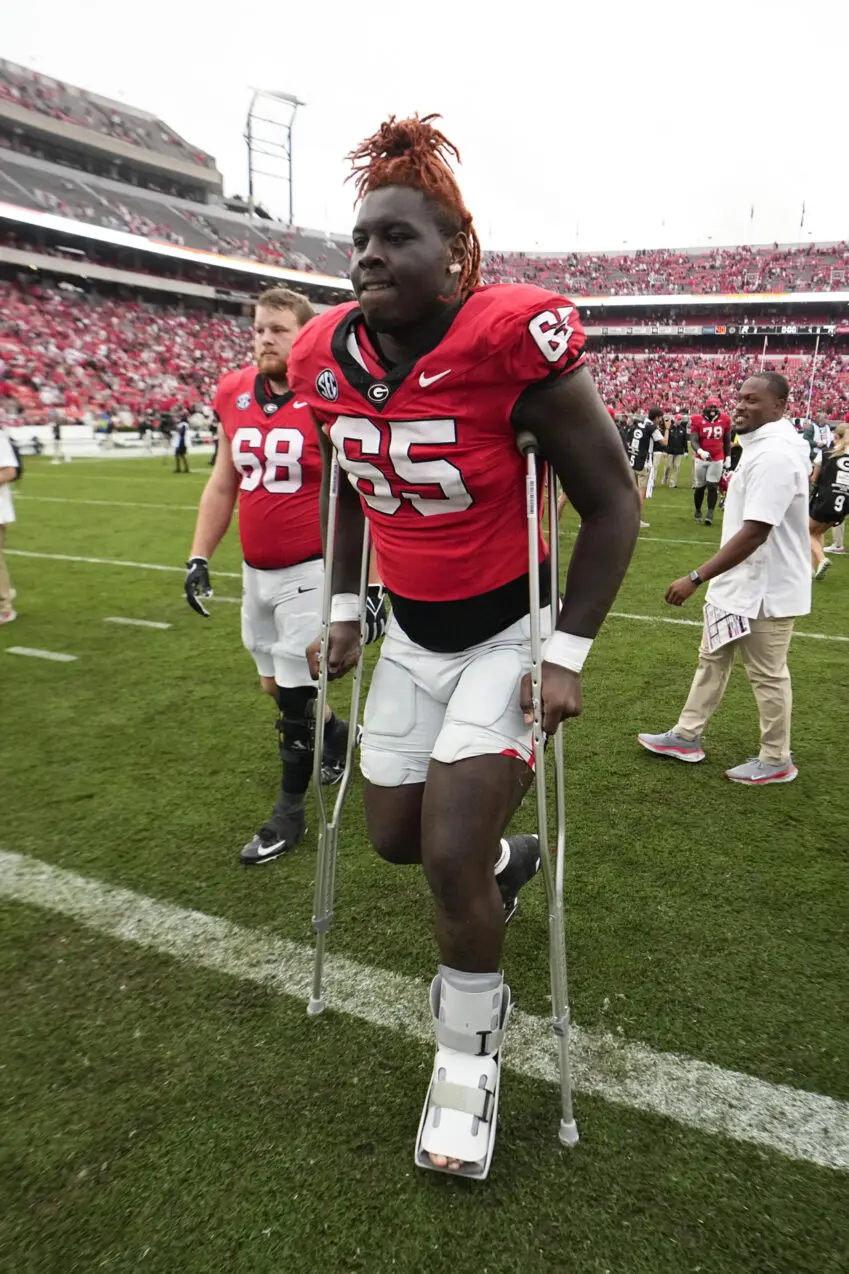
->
xmin=0 ymin=59 xmax=215 ymax=169
xmin=2 ymin=127 xmax=848 ymax=293
xmin=480 ymin=244 xmax=849 ymax=296
xmin=1 ymin=59 xmax=846 ymax=431
xmin=1 ymin=281 xmax=846 ymax=427
xmin=0 ymin=280 xmax=249 ymax=424
xmin=591 ymin=347 xmax=849 ymax=418
xmin=0 ymin=146 xmax=353 ymax=275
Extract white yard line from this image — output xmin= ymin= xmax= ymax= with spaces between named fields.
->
xmin=104 ymin=617 xmax=172 ymax=630
xmin=560 ymin=530 xmax=718 ymax=548
xmin=0 ymin=849 xmax=846 ymax=1173
xmin=6 ymin=549 xmax=241 ymax=579
xmin=15 ymin=495 xmax=198 ymax=512
xmin=24 ymin=473 xmax=207 ymax=479
xmin=5 ymin=647 xmax=77 ymax=662
xmin=608 ymin=611 xmax=849 ymax=643
xmin=611 ymin=610 xmax=701 ymax=628
xmin=7 ymin=551 xmax=845 ymax=644
xmin=638 ymin=534 xmax=719 ymax=547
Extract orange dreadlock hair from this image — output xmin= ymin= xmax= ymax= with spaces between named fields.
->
xmin=347 ymin=114 xmax=481 ymax=297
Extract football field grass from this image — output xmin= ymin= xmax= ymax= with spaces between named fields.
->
xmin=2 ymin=455 xmax=848 ymax=1273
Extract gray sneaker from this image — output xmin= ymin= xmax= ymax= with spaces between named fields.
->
xmin=637 ymin=730 xmax=706 ymax=763
xmin=725 ymin=757 xmax=797 ymax=785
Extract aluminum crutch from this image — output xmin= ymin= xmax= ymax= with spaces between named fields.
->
xmin=516 ymin=430 xmax=579 ymax=1147
xmin=307 ymin=450 xmax=371 ymax=1016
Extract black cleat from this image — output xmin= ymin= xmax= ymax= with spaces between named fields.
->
xmin=704 ymin=515 xmax=713 ymax=526
xmin=321 ymin=724 xmax=363 ymax=786
xmin=240 ymin=803 xmax=306 ymax=865
xmin=496 ymin=834 xmax=542 ymax=924
xmin=693 ymin=511 xmax=702 ymax=523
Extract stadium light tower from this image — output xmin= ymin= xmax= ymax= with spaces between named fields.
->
xmin=245 ymin=89 xmax=305 ymax=226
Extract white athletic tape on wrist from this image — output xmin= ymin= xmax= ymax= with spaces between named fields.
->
xmin=330 ymin=593 xmax=360 ymax=623
xmin=542 ymin=631 xmax=593 ymax=673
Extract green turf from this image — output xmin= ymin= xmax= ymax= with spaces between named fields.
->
xmin=3 ymin=905 xmax=848 ymax=1274
xmin=2 ymin=455 xmax=849 ymax=1272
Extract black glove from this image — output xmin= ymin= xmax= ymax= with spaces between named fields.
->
xmin=185 ymin=556 xmax=213 ymax=617
xmin=364 ymin=584 xmax=387 ymax=645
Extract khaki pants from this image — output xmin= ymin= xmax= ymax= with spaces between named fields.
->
xmin=0 ymin=523 xmax=13 ymax=611
xmin=662 ymin=454 xmax=683 ymax=486
xmin=674 ymin=613 xmax=795 ymax=764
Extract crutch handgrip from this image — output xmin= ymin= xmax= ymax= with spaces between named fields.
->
xmin=515 ymin=430 xmax=540 ymax=457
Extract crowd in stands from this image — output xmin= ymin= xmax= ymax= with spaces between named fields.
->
xmin=591 ymin=347 xmax=849 ymax=418
xmin=0 ymin=228 xmax=355 ymax=309
xmin=24 ymin=180 xmax=190 ymax=247
xmin=0 ymin=60 xmax=215 ymax=170
xmin=0 ymin=281 xmax=249 ymax=425
xmin=0 ymin=140 xmax=354 ymax=275
xmin=2 ymin=57 xmax=849 ymax=300
xmin=3 ymin=113 xmax=849 ymax=294
xmin=481 ymin=243 xmax=849 ymax=296
xmin=1 ymin=281 xmax=847 ymax=430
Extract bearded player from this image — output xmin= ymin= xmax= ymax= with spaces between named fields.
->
xmin=690 ymin=396 xmax=731 ymax=526
xmin=184 ymin=287 xmax=385 ymax=865
xmin=288 ymin=116 xmax=640 ymax=1178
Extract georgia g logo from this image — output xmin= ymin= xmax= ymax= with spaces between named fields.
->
xmin=236 ymin=392 xmax=251 ymax=410
xmin=367 ymin=382 xmax=390 ymax=405
xmin=316 ymin=369 xmax=339 ymax=402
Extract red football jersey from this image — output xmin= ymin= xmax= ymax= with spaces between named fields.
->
xmin=287 ymin=285 xmax=586 ymax=603
xmin=691 ymin=412 xmax=731 ymax=461
xmin=213 ymin=367 xmax=322 ymax=570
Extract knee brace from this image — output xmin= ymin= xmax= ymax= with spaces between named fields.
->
xmin=276 ymin=685 xmax=318 ymax=794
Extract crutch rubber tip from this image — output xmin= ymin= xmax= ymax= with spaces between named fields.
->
xmin=515 ymin=430 xmax=539 ymax=456
xmin=558 ymin=1119 xmax=579 ymax=1147
xmin=307 ymin=998 xmax=326 ymax=1017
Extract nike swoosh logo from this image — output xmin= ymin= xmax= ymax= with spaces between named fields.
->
xmin=256 ymin=839 xmax=287 ymax=857
xmin=419 ymin=370 xmax=451 ymax=388
xmin=297 ymin=585 xmax=317 ymax=594
xmin=293 ymin=401 xmax=309 ymax=409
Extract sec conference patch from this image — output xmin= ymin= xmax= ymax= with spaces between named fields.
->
xmin=316 ymin=369 xmax=339 ymax=402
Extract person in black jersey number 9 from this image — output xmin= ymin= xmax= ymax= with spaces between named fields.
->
xmin=287 ymin=114 xmax=641 ymax=1178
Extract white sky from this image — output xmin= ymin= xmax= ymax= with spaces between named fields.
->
xmin=3 ymin=0 xmax=846 ymax=252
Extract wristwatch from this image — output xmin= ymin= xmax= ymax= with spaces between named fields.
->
xmin=688 ymin=570 xmax=703 ymax=586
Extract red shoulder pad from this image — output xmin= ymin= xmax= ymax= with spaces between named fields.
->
xmin=212 ymin=366 xmax=253 ymax=424
xmin=288 ymin=303 xmax=358 ymax=402
xmin=478 ymin=284 xmax=586 ymax=389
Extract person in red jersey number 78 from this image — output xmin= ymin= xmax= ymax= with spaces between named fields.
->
xmin=690 ymin=396 xmax=732 ymax=526
xmin=288 ymin=115 xmax=641 ymax=1179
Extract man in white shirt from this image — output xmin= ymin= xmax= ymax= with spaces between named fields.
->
xmin=0 ymin=426 xmax=19 ymax=623
xmin=637 ymin=372 xmax=811 ymax=785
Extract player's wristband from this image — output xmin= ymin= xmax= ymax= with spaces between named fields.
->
xmin=542 ymin=631 xmax=593 ymax=673
xmin=330 ymin=593 xmax=360 ymax=624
